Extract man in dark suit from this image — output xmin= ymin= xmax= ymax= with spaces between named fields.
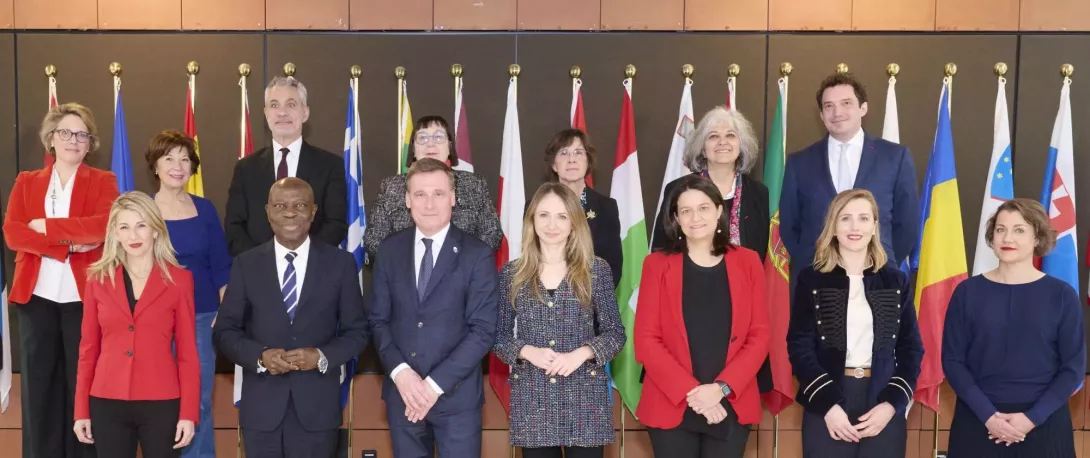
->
xmin=369 ymin=158 xmax=498 ymax=458
xmin=780 ymin=73 xmax=920 ymax=285
xmin=225 ymin=76 xmax=347 ymax=256
xmin=213 ymin=177 xmax=369 ymax=458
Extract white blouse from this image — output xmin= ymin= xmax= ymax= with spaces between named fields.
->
xmin=32 ymin=167 xmax=81 ymax=304
xmin=844 ymin=274 xmax=874 ymax=368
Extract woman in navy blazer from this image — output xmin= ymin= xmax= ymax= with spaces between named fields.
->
xmin=787 ymin=189 xmax=923 ymax=458
xmin=74 ymin=192 xmax=199 ymax=458
xmin=145 ymin=130 xmax=231 ymax=458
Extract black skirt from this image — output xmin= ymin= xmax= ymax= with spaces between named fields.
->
xmin=948 ymin=400 xmax=1075 ymax=458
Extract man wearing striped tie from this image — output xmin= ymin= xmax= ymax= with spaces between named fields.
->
xmin=214 ymin=177 xmax=369 ymax=458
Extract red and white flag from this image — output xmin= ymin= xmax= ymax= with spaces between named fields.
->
xmin=239 ymin=75 xmax=254 ymax=159
xmin=452 ymin=76 xmax=474 ymax=172
xmin=44 ymin=75 xmax=58 ymax=167
xmin=571 ymin=77 xmax=592 ymax=187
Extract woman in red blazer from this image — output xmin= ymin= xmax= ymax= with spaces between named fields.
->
xmin=73 ymin=192 xmax=199 ymax=458
xmin=2 ymin=102 xmax=119 ymax=458
xmin=635 ymin=175 xmax=771 ymax=458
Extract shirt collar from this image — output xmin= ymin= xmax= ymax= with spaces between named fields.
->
xmin=272 ymin=137 xmax=303 ymax=156
xmin=273 ymin=236 xmax=311 ymax=261
xmin=828 ymin=129 xmax=865 ymax=151
xmin=415 ymin=223 xmax=452 ymax=250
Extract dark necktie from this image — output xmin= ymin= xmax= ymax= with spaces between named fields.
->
xmin=276 ymin=147 xmax=290 ymax=180
xmin=418 ymin=238 xmax=433 ymax=301
xmin=282 ymin=252 xmax=298 ymax=322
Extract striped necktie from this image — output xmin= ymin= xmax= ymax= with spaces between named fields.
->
xmin=283 ymin=252 xmax=299 ymax=322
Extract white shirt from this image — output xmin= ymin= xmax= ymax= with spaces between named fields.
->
xmin=272 ymin=137 xmax=303 ymax=179
xmin=827 ymin=129 xmax=865 ymax=193
xmin=257 ymin=236 xmax=312 ymax=374
xmin=844 ymin=275 xmax=874 ymax=368
xmin=390 ymin=223 xmax=452 ymax=395
xmin=33 ymin=166 xmax=81 ymax=303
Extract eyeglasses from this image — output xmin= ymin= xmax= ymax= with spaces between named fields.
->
xmin=415 ymin=132 xmax=449 ymax=145
xmin=54 ymin=129 xmax=93 ymax=143
xmin=557 ymin=148 xmax=587 ymax=157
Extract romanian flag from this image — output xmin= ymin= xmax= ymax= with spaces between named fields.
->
xmin=397 ymin=79 xmax=413 ymax=174
xmin=908 ymin=77 xmax=968 ymax=412
xmin=184 ymin=74 xmax=204 ymax=197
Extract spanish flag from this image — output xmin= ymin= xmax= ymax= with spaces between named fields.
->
xmin=184 ymin=73 xmax=204 ymax=197
xmin=909 ymin=76 xmax=967 ymax=412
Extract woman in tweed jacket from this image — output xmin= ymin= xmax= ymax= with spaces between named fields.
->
xmin=363 ymin=115 xmax=502 ymax=259
xmin=493 ymin=182 xmax=626 ymax=458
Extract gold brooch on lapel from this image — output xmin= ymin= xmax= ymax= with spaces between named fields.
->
xmin=586 ymin=210 xmax=597 ymax=220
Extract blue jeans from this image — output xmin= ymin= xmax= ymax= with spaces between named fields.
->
xmin=182 ymin=311 xmax=217 ymax=458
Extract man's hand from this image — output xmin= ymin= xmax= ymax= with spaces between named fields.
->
xmin=406 ymin=380 xmax=440 ymax=423
xmin=394 ymin=369 xmax=427 ymax=415
xmin=283 ymin=348 xmax=320 ymax=371
xmin=260 ymin=349 xmax=293 ymax=375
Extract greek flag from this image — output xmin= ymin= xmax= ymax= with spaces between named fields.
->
xmin=340 ymin=76 xmax=365 ymax=409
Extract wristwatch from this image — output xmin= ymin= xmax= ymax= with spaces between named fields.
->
xmin=317 ymin=349 xmax=328 ymax=374
xmin=716 ymin=381 xmax=731 ymax=397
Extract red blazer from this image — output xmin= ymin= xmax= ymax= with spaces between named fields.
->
xmin=75 ymin=264 xmax=199 ymax=422
xmin=2 ymin=165 xmax=119 ymax=304
xmin=634 ymin=248 xmax=771 ymax=427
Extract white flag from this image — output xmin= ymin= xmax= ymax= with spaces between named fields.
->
xmin=650 ymin=78 xmax=694 ymax=248
xmin=497 ymin=76 xmax=525 ymax=265
xmin=882 ymin=76 xmax=899 ymax=143
xmin=973 ymin=78 xmax=1013 ymax=276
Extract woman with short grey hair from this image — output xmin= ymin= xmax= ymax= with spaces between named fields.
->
xmin=651 ymin=106 xmax=769 ymax=262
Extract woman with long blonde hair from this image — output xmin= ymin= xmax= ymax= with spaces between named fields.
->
xmin=74 ymin=192 xmax=199 ymax=458
xmin=492 ymin=182 xmax=626 ymax=458
xmin=787 ymin=189 xmax=922 ymax=457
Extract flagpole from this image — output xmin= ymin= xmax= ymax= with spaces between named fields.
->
xmin=771 ymin=60 xmax=791 ymax=458
xmin=110 ymin=62 xmax=121 ymax=112
xmin=726 ymin=63 xmax=739 ymax=111
xmin=239 ymin=63 xmax=251 ymax=160
xmin=396 ymin=66 xmax=406 ymax=175
xmin=452 ymin=63 xmax=463 ymax=127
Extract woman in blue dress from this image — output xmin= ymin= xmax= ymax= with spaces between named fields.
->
xmin=144 ymin=129 xmax=232 ymax=458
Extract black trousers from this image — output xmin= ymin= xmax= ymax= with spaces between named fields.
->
xmin=801 ymin=376 xmax=908 ymax=458
xmin=647 ymin=422 xmax=750 ymax=458
xmin=243 ymin=394 xmax=338 ymax=458
xmin=522 ymin=446 xmax=604 ymax=458
xmin=89 ymin=397 xmax=180 ymax=458
xmin=16 ymin=295 xmax=94 ymax=458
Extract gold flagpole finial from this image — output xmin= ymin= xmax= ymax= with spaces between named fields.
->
xmin=944 ymin=63 xmax=957 ymax=77
xmin=728 ymin=64 xmax=740 ymax=77
xmin=187 ymin=61 xmax=200 ymax=76
xmin=283 ymin=62 xmax=296 ymax=77
xmin=836 ymin=63 xmax=849 ymax=74
xmin=239 ymin=63 xmax=251 ymax=77
xmin=395 ymin=66 xmax=406 ymax=79
xmin=109 ymin=62 xmax=122 ymax=76
xmin=887 ymin=63 xmax=900 ymax=77
xmin=681 ymin=64 xmax=694 ymax=78
xmin=1061 ymin=63 xmax=1074 ymax=78
xmin=570 ymin=65 xmax=581 ymax=79
xmin=350 ymin=65 xmax=362 ymax=78
xmin=45 ymin=65 xmax=57 ymax=77
xmin=508 ymin=64 xmax=521 ymax=77
xmin=780 ymin=62 xmax=793 ymax=77
xmin=994 ymin=63 xmax=1007 ymax=77
xmin=624 ymin=64 xmax=636 ymax=78
xmin=451 ymin=64 xmax=463 ymax=78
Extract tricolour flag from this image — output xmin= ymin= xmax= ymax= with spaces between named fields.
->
xmin=487 ymin=74 xmax=526 ymax=414
xmin=44 ymin=75 xmax=58 ymax=167
xmin=571 ymin=77 xmax=592 ymax=187
xmin=909 ymin=78 xmax=967 ymax=411
xmin=610 ymin=77 xmax=647 ymax=415
xmin=649 ymin=78 xmax=693 ymax=249
xmin=452 ymin=75 xmax=474 ymax=172
xmin=972 ymin=77 xmax=1013 ymax=275
xmin=184 ymin=74 xmax=204 ymax=197
xmin=111 ymin=75 xmax=134 ymax=193
xmin=1 ymin=253 xmax=11 ymax=412
xmin=1040 ymin=77 xmax=1079 ymax=293
xmin=239 ymin=74 xmax=254 ymax=159
xmin=882 ymin=75 xmax=900 ymax=143
xmin=761 ymin=77 xmax=794 ymax=414
xmin=397 ymin=80 xmax=413 ymax=175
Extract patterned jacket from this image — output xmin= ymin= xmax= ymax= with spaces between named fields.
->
xmin=493 ymin=258 xmax=626 ymax=448
xmin=363 ymin=169 xmax=503 ymax=260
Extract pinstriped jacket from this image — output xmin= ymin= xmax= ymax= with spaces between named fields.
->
xmin=786 ymin=263 xmax=924 ymax=416
xmin=363 ymin=170 xmax=502 ymax=260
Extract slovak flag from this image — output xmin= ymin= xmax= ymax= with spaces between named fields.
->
xmin=1039 ymin=77 xmax=1079 ymax=295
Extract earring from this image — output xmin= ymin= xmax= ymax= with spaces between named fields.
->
xmin=717 ymin=228 xmax=722 ymax=234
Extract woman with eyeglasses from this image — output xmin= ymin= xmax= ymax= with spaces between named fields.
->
xmin=364 ymin=115 xmax=502 ymax=259
xmin=3 ymin=102 xmax=120 ymax=458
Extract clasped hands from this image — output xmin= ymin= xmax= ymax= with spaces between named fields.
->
xmin=260 ymin=348 xmax=320 ymax=375
xmin=823 ymin=402 xmax=896 ymax=442
xmin=985 ymin=412 xmax=1034 ymax=446
xmin=687 ymin=384 xmax=729 ymax=424
xmin=393 ymin=369 xmax=440 ymax=423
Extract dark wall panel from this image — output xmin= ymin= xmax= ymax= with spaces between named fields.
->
xmin=767 ymin=35 xmax=1019 ymax=271
xmin=516 ymin=34 xmax=768 ymax=226
xmin=0 ymin=33 xmax=17 ymax=361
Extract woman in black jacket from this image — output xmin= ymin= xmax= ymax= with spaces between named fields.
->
xmin=787 ymin=189 xmax=923 ymax=458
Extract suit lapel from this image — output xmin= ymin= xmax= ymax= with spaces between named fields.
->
xmin=70 ymin=165 xmax=91 ymax=217
xmin=399 ymin=233 xmax=420 ymax=306
xmin=133 ymin=266 xmax=169 ymax=320
xmin=107 ymin=267 xmax=133 ymax=321
xmin=294 ymin=242 xmax=320 ymax=318
xmin=584 ymin=188 xmax=602 ymax=231
xmin=422 ymin=228 xmax=461 ymax=301
xmin=28 ymin=167 xmax=50 ymax=218
xmin=723 ymin=251 xmax=747 ymax=360
xmin=296 ymin=142 xmax=314 ymax=183
xmin=258 ymin=243 xmax=292 ymax=323
xmin=664 ymin=255 xmax=690 ymax=356
xmin=814 ymin=137 xmax=839 ymax=197
xmin=854 ymin=134 xmax=879 ymax=189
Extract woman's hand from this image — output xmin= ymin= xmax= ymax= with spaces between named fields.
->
xmin=545 ymin=347 xmax=592 ymax=377
xmin=825 ymin=405 xmax=861 ymax=442
xmin=173 ymin=420 xmax=195 ymax=449
xmin=855 ymin=402 xmax=895 ymax=437
xmin=28 ymin=218 xmax=46 ymax=235
xmin=73 ymin=419 xmax=94 ymax=444
xmin=519 ymin=346 xmax=558 ymax=371
xmin=985 ymin=413 xmax=1025 ymax=445
xmin=701 ymin=403 xmax=728 ymax=424
xmin=686 ymin=384 xmax=725 ymax=413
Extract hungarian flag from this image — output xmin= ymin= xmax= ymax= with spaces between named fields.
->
xmin=488 ymin=74 xmax=525 ymax=414
xmin=761 ymin=76 xmax=794 ymax=414
xmin=609 ymin=77 xmax=646 ymax=415
xmin=397 ymin=79 xmax=413 ymax=174
xmin=571 ymin=77 xmax=591 ymax=187
xmin=452 ymin=75 xmax=474 ymax=172
xmin=184 ymin=74 xmax=204 ymax=197
xmin=45 ymin=74 xmax=58 ymax=167
xmin=239 ymin=74 xmax=253 ymax=159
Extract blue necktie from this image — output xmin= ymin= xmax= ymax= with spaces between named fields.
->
xmin=282 ymin=252 xmax=298 ymax=322
xmin=418 ymin=238 xmax=433 ymax=301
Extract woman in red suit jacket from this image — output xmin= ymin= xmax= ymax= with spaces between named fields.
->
xmin=2 ymin=102 xmax=118 ymax=458
xmin=73 ymin=192 xmax=198 ymax=458
xmin=635 ymin=175 xmax=770 ymax=458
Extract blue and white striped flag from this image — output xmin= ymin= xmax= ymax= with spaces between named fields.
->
xmin=1 ymin=254 xmax=12 ymax=412
xmin=339 ymin=75 xmax=365 ymax=409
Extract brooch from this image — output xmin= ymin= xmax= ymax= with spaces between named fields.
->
xmin=586 ymin=210 xmax=597 ymax=220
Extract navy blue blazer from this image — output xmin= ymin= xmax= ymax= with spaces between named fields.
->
xmin=213 ymin=240 xmax=370 ymax=432
xmin=368 ymin=224 xmax=499 ymax=413
xmin=786 ymin=264 xmax=923 ymax=416
xmin=779 ymin=133 xmax=919 ymax=274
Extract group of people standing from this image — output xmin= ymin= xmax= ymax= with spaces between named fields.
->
xmin=2 ymin=69 xmax=1083 ymax=458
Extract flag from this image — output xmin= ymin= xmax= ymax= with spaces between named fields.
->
xmin=452 ymin=76 xmax=474 ymax=173
xmin=338 ymin=73 xmax=364 ymax=448
xmin=649 ymin=78 xmax=693 ymax=248
xmin=44 ymin=75 xmax=58 ymax=167
xmin=571 ymin=77 xmax=592 ymax=187
xmin=761 ymin=77 xmax=794 ymax=414
xmin=239 ymin=75 xmax=254 ymax=159
xmin=397 ymin=80 xmax=413 ymax=174
xmin=610 ymin=77 xmax=647 ymax=415
xmin=1040 ymin=77 xmax=1079 ymax=293
xmin=487 ymin=75 xmax=526 ymax=414
xmin=726 ymin=74 xmax=736 ymax=111
xmin=1 ymin=254 xmax=11 ymax=412
xmin=973 ymin=77 xmax=1013 ymax=276
xmin=909 ymin=78 xmax=968 ymax=411
xmin=882 ymin=76 xmax=900 ymax=143
xmin=184 ymin=75 xmax=204 ymax=197
xmin=111 ymin=76 xmax=134 ymax=193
